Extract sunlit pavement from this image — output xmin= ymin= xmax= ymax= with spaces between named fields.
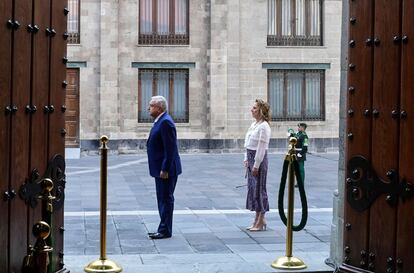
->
xmin=64 ymin=152 xmax=338 ymax=273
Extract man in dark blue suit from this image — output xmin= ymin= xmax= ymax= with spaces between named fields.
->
xmin=146 ymin=96 xmax=182 ymax=239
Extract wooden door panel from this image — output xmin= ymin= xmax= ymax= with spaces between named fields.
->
xmin=48 ymin=0 xmax=67 ymax=157
xmin=65 ymin=121 xmax=78 ymax=144
xmin=369 ymin=0 xmax=402 ymax=272
xmin=0 ymin=0 xmax=68 ymax=271
xmin=342 ymin=1 xmax=414 ymax=273
xmin=65 ymin=69 xmax=80 ymax=147
xmin=9 ymin=0 xmax=33 ymax=271
xmin=48 ymin=0 xmax=68 ymax=270
xmin=66 ymin=94 xmax=79 ymax=114
xmin=397 ymin=0 xmax=414 ymax=270
xmin=66 ymin=95 xmax=78 ymax=117
xmin=0 ymin=1 xmax=13 ymax=271
xmin=66 ymin=101 xmax=78 ymax=116
xmin=48 ymin=0 xmax=67 ymax=152
xmin=68 ymin=71 xmax=77 ymax=86
xmin=29 ymin=0 xmax=52 ymax=252
xmin=65 ymin=121 xmax=77 ymax=135
xmin=343 ymin=0 xmax=374 ymax=268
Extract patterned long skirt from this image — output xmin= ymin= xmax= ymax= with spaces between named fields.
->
xmin=246 ymin=149 xmax=269 ymax=213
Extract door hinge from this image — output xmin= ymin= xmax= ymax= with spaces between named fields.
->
xmin=346 ymin=156 xmax=414 ymax=211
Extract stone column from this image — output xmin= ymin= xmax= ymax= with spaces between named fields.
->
xmin=330 ymin=0 xmax=348 ymax=265
xmin=99 ymin=0 xmax=120 ymax=137
xmin=209 ymin=0 xmax=229 ymax=139
xmin=226 ymin=0 xmax=242 ymax=140
xmin=208 ymin=0 xmax=241 ymax=144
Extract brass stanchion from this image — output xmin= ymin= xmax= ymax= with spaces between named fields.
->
xmin=85 ymin=136 xmax=122 ymax=273
xmin=271 ymin=137 xmax=307 ymax=270
xmin=22 ymin=221 xmax=53 ymax=273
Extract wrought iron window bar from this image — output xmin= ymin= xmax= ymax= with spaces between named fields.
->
xmin=68 ymin=32 xmax=80 ymax=44
xmin=267 ymin=35 xmax=321 ymax=46
xmin=138 ymin=111 xmax=189 ymax=123
xmin=139 ymin=33 xmax=189 ymax=45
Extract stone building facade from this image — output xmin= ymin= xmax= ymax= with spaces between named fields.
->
xmin=67 ymin=0 xmax=342 ymax=153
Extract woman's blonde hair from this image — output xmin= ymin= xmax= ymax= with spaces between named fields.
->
xmin=255 ymin=99 xmax=271 ymax=123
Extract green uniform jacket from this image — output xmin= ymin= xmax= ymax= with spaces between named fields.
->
xmin=296 ymin=131 xmax=309 ymax=161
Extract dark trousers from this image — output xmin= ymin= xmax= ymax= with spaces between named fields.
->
xmin=155 ymin=175 xmax=178 ymax=236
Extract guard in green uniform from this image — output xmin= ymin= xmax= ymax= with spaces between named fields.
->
xmin=295 ymin=123 xmax=309 ymax=187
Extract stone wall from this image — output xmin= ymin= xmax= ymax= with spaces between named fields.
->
xmin=80 ymin=137 xmax=339 ymax=155
xmin=68 ymin=0 xmax=342 ymax=152
xmin=330 ymin=0 xmax=348 ymax=266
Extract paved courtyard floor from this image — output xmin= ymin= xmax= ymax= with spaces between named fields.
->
xmin=64 ymin=152 xmax=338 ymax=273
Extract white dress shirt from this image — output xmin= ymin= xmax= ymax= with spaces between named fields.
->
xmin=154 ymin=111 xmax=166 ymax=124
xmin=244 ymin=121 xmax=271 ymax=169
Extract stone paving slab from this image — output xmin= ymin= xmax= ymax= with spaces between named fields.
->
xmin=64 ymin=210 xmax=334 ymax=272
xmin=63 ymin=153 xmax=337 ymax=272
xmin=65 ymin=153 xmax=338 ymax=212
xmin=66 ymin=252 xmax=331 ymax=273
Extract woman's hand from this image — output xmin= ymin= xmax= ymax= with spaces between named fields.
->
xmin=252 ymin=167 xmax=259 ymax=177
xmin=244 ymin=160 xmax=248 ymax=168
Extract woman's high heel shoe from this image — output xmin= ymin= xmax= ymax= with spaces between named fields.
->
xmin=246 ymin=216 xmax=259 ymax=230
xmin=246 ymin=225 xmax=255 ymax=230
xmin=249 ymin=223 xmax=267 ymax=232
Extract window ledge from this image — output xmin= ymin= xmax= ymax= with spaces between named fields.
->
xmin=176 ymin=123 xmax=190 ymax=127
xmin=136 ymin=44 xmax=190 ymax=48
xmin=137 ymin=122 xmax=190 ymax=127
xmin=136 ymin=123 xmax=152 ymax=128
xmin=266 ymin=45 xmax=327 ymax=49
xmin=270 ymin=120 xmax=326 ymax=126
xmin=263 ymin=63 xmax=330 ymax=69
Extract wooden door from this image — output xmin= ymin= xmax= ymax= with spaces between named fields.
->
xmin=0 ymin=0 xmax=69 ymax=272
xmin=396 ymin=0 xmax=414 ymax=271
xmin=341 ymin=0 xmax=414 ymax=272
xmin=10 ymin=0 xmax=33 ymax=272
xmin=65 ymin=68 xmax=80 ymax=148
xmin=0 ymin=0 xmax=13 ymax=270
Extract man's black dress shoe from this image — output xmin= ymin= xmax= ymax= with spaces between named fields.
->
xmin=147 ymin=232 xmax=157 ymax=236
xmin=148 ymin=232 xmax=171 ymax=239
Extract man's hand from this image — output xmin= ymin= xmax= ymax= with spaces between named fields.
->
xmin=252 ymin=167 xmax=259 ymax=177
xmin=243 ymin=160 xmax=248 ymax=168
xmin=160 ymin=170 xmax=169 ymax=179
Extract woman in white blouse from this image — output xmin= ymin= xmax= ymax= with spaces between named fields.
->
xmin=244 ymin=99 xmax=271 ymax=231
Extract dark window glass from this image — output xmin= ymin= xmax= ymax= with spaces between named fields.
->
xmin=268 ymin=69 xmax=325 ymax=121
xmin=68 ymin=0 xmax=80 ymax=44
xmin=139 ymin=0 xmax=189 ymax=45
xmin=138 ymin=69 xmax=189 ymax=123
xmin=267 ymin=0 xmax=322 ymax=46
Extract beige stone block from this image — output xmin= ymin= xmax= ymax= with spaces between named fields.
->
xmin=71 ymin=0 xmax=341 ymax=147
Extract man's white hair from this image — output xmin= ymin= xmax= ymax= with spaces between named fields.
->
xmin=151 ymin=96 xmax=168 ymax=112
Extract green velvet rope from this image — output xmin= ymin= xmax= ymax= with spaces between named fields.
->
xmin=278 ymin=158 xmax=308 ymax=231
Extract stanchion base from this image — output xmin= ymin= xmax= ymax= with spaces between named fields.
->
xmin=271 ymin=256 xmax=307 ymax=270
xmin=84 ymin=258 xmax=123 ymax=273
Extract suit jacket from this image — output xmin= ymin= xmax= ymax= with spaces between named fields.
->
xmin=147 ymin=112 xmax=182 ymax=178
